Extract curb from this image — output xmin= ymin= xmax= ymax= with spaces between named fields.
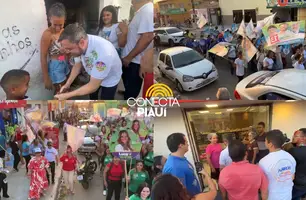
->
xmin=46 ymin=164 xmax=63 ymax=200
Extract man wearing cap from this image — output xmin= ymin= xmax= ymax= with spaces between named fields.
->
xmin=44 ymin=140 xmax=58 ymax=184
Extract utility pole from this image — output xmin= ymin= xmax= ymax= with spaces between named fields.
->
xmin=191 ymin=0 xmax=196 ymax=25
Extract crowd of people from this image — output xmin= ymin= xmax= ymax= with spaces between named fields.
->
xmin=150 ymin=122 xmax=306 ymax=200
xmin=1 ymin=0 xmax=154 ymax=101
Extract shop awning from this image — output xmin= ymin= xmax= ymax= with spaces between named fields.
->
xmin=267 ymin=0 xmax=306 ymax=8
xmin=0 ymin=100 xmax=27 ymax=109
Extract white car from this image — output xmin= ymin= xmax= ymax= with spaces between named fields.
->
xmin=235 ymin=69 xmax=306 ymax=100
xmin=154 ymin=27 xmax=185 ymax=46
xmin=157 ymin=47 xmax=218 ymax=92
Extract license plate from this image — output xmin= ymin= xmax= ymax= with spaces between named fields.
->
xmin=77 ymin=175 xmax=83 ymax=181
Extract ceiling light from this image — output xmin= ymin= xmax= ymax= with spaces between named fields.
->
xmin=226 ymin=109 xmax=233 ymax=112
xmin=286 ymin=100 xmax=296 ymax=102
xmin=215 ymin=112 xmax=222 ymax=114
xmin=206 ymin=104 xmax=218 ymax=108
xmin=199 ymin=111 xmax=209 ymax=113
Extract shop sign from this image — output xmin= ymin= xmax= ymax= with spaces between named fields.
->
xmin=0 ymin=100 xmax=27 ymax=109
xmin=127 ymin=83 xmax=180 ymax=117
xmin=267 ymin=0 xmax=306 ymax=8
xmin=161 ymin=8 xmax=186 ymax=15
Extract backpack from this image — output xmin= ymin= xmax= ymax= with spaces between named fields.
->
xmin=107 ymin=161 xmax=124 ymax=179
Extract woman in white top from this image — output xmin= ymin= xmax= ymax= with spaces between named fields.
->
xmin=293 ymin=54 xmax=305 ymax=70
xmin=263 ymin=50 xmax=274 ymax=71
xmin=256 ymin=45 xmax=265 ymax=71
xmin=115 ymin=130 xmax=134 ymax=152
xmin=97 ymin=5 xmax=128 ymax=57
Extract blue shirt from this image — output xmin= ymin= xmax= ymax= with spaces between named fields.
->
xmin=22 ymin=142 xmax=30 ymax=156
xmin=0 ymin=135 xmax=6 ymax=150
xmin=162 ymin=155 xmax=201 ymax=196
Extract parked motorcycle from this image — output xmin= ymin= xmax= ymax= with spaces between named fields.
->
xmin=77 ymin=153 xmax=98 ymax=189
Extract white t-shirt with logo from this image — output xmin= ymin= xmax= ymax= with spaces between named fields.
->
xmin=259 ymin=150 xmax=296 ymax=200
xmin=121 ymin=2 xmax=154 ymax=64
xmin=44 ymin=147 xmax=58 ymax=162
xmin=263 ymin=57 xmax=274 ymax=70
xmin=234 ymin=58 xmax=245 ymax=76
xmin=98 ymin=24 xmax=121 ymax=49
xmin=219 ymin=146 xmax=232 ymax=167
xmin=80 ymin=35 xmax=122 ymax=87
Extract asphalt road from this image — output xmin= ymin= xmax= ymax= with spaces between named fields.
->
xmin=154 ymin=46 xmax=237 ymax=100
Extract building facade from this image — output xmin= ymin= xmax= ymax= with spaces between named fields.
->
xmin=267 ymin=0 xmax=306 ymax=22
xmin=219 ymin=0 xmax=271 ymax=25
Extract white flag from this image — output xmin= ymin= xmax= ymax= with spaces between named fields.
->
xmin=237 ymin=20 xmax=246 ymax=36
xmin=26 ymin=125 xmax=35 ymax=143
xmin=66 ymin=124 xmax=86 ymax=152
xmin=246 ymin=19 xmax=256 ymax=39
xmin=197 ymin=14 xmax=207 ymax=29
xmin=255 ymin=13 xmax=276 ymax=33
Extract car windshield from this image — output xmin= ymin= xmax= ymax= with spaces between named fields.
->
xmin=166 ymin=28 xmax=182 ymax=34
xmin=246 ymin=71 xmax=279 ymax=88
xmin=172 ymin=50 xmax=204 ymax=68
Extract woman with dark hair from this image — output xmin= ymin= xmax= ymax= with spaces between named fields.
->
xmin=131 ymin=120 xmax=142 ymax=141
xmin=102 ymin=148 xmax=113 ymax=196
xmin=127 ymin=182 xmax=151 ymax=200
xmin=97 ymin=5 xmax=128 ymax=56
xmin=40 ymin=2 xmax=70 ymax=93
xmin=152 ymin=172 xmax=217 ymax=200
xmin=115 ymin=130 xmax=134 ymax=152
xmin=127 ymin=160 xmax=150 ymax=196
xmin=21 ymin=134 xmax=31 ymax=174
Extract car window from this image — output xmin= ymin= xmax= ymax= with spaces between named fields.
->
xmin=166 ymin=28 xmax=182 ymax=34
xmin=165 ymin=55 xmax=173 ymax=67
xmin=159 ymin=53 xmax=165 ymax=62
xmin=158 ymin=30 xmax=166 ymax=34
xmin=258 ymin=92 xmax=295 ymax=100
xmin=172 ymin=50 xmax=204 ymax=68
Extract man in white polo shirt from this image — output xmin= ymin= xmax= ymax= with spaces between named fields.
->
xmin=219 ymin=134 xmax=233 ymax=170
xmin=121 ymin=0 xmax=154 ymax=100
xmin=45 ymin=140 xmax=58 ymax=184
xmin=54 ymin=23 xmax=122 ymax=100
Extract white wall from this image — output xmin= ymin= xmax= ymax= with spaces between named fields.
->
xmin=154 ymin=108 xmax=196 ymax=167
xmin=219 ymin=0 xmax=271 ymax=15
xmin=0 ymin=0 xmax=53 ymax=100
xmin=271 ymin=101 xmax=306 ymax=139
xmin=99 ymin=0 xmax=131 ymax=21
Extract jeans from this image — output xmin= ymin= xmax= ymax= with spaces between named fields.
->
xmin=292 ymin=186 xmax=306 ymax=200
xmin=122 ymin=63 xmax=143 ymax=100
xmin=23 ymin=155 xmax=31 ymax=173
xmin=89 ymin=85 xmax=118 ymax=100
xmin=106 ymin=180 xmax=122 ymax=200
xmin=237 ymin=75 xmax=244 ymax=83
xmin=46 ymin=161 xmax=56 ymax=183
xmin=48 ymin=60 xmax=70 ymax=84
xmin=0 ymin=173 xmax=8 ymax=196
xmin=13 ymin=153 xmax=20 ymax=170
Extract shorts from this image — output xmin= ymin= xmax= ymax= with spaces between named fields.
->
xmin=0 ymin=150 xmax=5 ymax=158
xmin=48 ymin=59 xmax=70 ymax=84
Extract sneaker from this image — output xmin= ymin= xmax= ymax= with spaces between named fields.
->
xmin=103 ymin=190 xmax=107 ymax=196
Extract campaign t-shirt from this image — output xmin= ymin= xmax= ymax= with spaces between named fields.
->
xmin=289 ymin=146 xmax=306 ymax=190
xmin=206 ymin=143 xmax=223 ymax=168
xmin=45 ymin=147 xmax=58 ymax=162
xmin=22 ymin=141 xmax=30 ymax=156
xmin=259 ymin=150 xmax=296 ymax=200
xmin=121 ymin=2 xmax=154 ymax=64
xmin=144 ymin=151 xmax=154 ymax=167
xmin=129 ymin=194 xmax=150 ymax=200
xmin=80 ymin=34 xmax=122 ymax=87
xmin=60 ymin=154 xmax=77 ymax=171
xmin=234 ymin=58 xmax=245 ymax=76
xmin=162 ymin=155 xmax=201 ymax=196
xmin=129 ymin=169 xmax=149 ymax=192
xmin=263 ymin=57 xmax=274 ymax=70
xmin=219 ymin=146 xmax=232 ymax=167
xmin=104 ymin=155 xmax=113 ymax=166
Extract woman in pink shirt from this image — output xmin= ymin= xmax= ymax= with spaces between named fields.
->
xmin=206 ymin=133 xmax=223 ymax=180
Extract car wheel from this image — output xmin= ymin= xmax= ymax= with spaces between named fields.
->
xmin=176 ymin=80 xmax=185 ymax=93
xmin=169 ymin=39 xmax=175 ymax=47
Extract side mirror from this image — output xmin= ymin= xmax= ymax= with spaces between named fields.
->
xmin=165 ymin=66 xmax=173 ymax=70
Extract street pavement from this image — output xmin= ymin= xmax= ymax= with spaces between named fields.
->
xmin=5 ymin=135 xmax=66 ymax=200
xmin=154 ymin=46 xmax=237 ymax=100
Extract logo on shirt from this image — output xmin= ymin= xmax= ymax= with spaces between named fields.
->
xmin=91 ymin=50 xmax=98 ymax=60
xmin=96 ymin=61 xmax=106 ymax=72
xmin=84 ymin=57 xmax=94 ymax=69
xmin=272 ymin=159 xmax=294 ymax=182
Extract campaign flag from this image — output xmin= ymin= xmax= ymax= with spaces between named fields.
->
xmin=208 ymin=42 xmax=233 ymax=57
xmin=255 ymin=13 xmax=276 ymax=34
xmin=262 ymin=21 xmax=305 ymax=46
xmin=66 ymin=124 xmax=86 ymax=152
xmin=237 ymin=20 xmax=246 ymax=36
xmin=231 ymin=23 xmax=238 ymax=32
xmin=26 ymin=125 xmax=35 ymax=143
xmin=25 ymin=106 xmax=44 ymax=122
xmin=246 ymin=19 xmax=256 ymax=39
xmin=197 ymin=14 xmax=207 ymax=29
xmin=241 ymin=37 xmax=258 ymax=62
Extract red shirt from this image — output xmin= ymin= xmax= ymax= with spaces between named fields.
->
xmin=107 ymin=162 xmax=124 ymax=181
xmin=142 ymin=72 xmax=154 ymax=98
xmin=60 ymin=154 xmax=77 ymax=171
xmin=219 ymin=161 xmax=268 ymax=200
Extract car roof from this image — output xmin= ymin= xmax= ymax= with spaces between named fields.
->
xmin=160 ymin=47 xmax=193 ymax=56
xmin=266 ymin=69 xmax=306 ymax=96
xmin=155 ymin=27 xmax=178 ymax=30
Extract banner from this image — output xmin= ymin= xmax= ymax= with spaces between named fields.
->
xmin=197 ymin=14 xmax=207 ymax=29
xmin=241 ymin=37 xmax=257 ymax=62
xmin=237 ymin=20 xmax=246 ymax=36
xmin=66 ymin=124 xmax=86 ymax=152
xmin=246 ymin=19 xmax=256 ymax=39
xmin=26 ymin=125 xmax=35 ymax=143
xmin=208 ymin=42 xmax=234 ymax=57
xmin=262 ymin=21 xmax=305 ymax=46
xmin=255 ymin=13 xmax=276 ymax=34
xmin=0 ymin=100 xmax=27 ymax=109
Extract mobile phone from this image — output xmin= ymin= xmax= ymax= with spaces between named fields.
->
xmin=195 ymin=162 xmax=203 ymax=173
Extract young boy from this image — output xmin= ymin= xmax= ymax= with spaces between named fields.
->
xmin=234 ymin=51 xmax=245 ymax=83
xmin=0 ymin=69 xmax=30 ymax=100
